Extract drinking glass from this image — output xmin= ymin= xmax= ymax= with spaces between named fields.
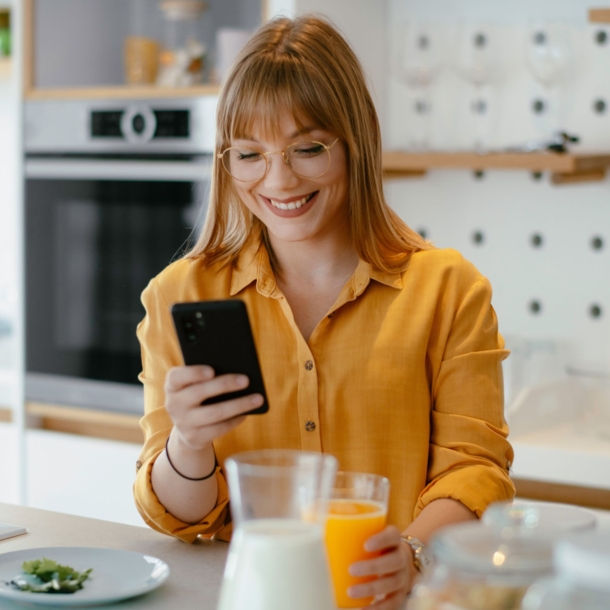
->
xmin=525 ymin=23 xmax=573 ymax=137
xmin=457 ymin=24 xmax=499 ymax=152
xmin=217 ymin=449 xmax=338 ymax=610
xmin=325 ymin=471 xmax=390 ymax=609
xmin=400 ymin=22 xmax=442 ymax=150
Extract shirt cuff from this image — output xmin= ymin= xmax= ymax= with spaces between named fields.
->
xmin=414 ymin=464 xmax=515 ymax=519
xmin=133 ymin=450 xmax=230 ymax=543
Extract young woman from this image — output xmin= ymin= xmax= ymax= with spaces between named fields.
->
xmin=134 ymin=15 xmax=514 ymax=608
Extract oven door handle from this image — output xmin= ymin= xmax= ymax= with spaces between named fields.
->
xmin=25 ymin=158 xmax=212 ymax=181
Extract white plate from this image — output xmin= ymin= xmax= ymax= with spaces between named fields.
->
xmin=514 ymin=500 xmax=598 ymax=531
xmin=0 ymin=547 xmax=170 ymax=607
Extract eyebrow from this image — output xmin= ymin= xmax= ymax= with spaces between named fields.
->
xmin=237 ymin=126 xmax=322 ymax=143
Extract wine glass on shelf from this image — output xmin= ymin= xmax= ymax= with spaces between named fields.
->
xmin=457 ymin=24 xmax=500 ymax=153
xmin=525 ymin=23 xmax=573 ymax=138
xmin=399 ymin=22 xmax=442 ymax=150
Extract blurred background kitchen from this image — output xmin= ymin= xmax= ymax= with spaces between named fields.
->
xmin=0 ymin=0 xmax=609 ymax=528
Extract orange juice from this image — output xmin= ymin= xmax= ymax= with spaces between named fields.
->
xmin=325 ymin=499 xmax=387 ymax=608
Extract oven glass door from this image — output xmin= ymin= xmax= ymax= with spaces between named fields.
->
xmin=26 ymin=160 xmax=208 ymax=410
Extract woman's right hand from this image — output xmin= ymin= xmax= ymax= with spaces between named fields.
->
xmin=164 ymin=364 xmax=264 ymax=452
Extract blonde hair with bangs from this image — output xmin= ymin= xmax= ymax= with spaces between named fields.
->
xmin=186 ymin=14 xmax=430 ymax=272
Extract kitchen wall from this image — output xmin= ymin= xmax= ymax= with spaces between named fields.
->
xmin=386 ymin=0 xmax=610 ymax=393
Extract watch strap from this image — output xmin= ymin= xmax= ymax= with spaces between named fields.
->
xmin=400 ymin=535 xmax=432 ymax=573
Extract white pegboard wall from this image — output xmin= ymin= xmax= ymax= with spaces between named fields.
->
xmin=384 ymin=0 xmax=610 ymax=385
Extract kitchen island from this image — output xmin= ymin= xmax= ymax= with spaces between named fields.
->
xmin=0 ymin=502 xmax=229 ymax=609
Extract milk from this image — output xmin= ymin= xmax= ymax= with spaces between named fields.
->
xmin=216 ymin=519 xmax=336 ymax=610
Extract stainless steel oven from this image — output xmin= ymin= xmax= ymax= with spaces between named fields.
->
xmin=25 ymin=98 xmax=216 ymax=414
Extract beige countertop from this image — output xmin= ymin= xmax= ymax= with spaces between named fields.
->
xmin=0 ymin=502 xmax=229 ymax=609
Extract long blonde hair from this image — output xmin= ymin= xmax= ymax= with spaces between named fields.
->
xmin=186 ymin=15 xmax=430 ymax=272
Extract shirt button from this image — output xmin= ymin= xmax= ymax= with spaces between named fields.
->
xmin=305 ymin=420 xmax=316 ymax=432
xmin=507 ymin=460 xmax=512 ymax=471
xmin=305 ymin=360 xmax=314 ymax=371
xmin=136 ymin=460 xmax=143 ymax=472
xmin=327 ymin=313 xmax=334 ymax=319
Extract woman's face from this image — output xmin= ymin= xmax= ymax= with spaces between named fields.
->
xmin=230 ymin=111 xmax=350 ymax=246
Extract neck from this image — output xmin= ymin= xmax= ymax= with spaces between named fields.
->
xmin=268 ymin=229 xmax=359 ymax=288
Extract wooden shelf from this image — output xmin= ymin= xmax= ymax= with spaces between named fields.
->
xmin=26 ymin=402 xmax=143 ymax=445
xmin=589 ymin=8 xmax=610 ymax=23
xmin=0 ymin=56 xmax=10 ymax=80
xmin=382 ymin=151 xmax=610 ymax=184
xmin=25 ymin=83 xmax=221 ymax=101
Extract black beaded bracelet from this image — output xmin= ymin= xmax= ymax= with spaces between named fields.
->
xmin=165 ymin=438 xmax=217 ymax=481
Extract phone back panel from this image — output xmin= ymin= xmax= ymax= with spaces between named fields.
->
xmin=171 ymin=300 xmax=269 ymax=414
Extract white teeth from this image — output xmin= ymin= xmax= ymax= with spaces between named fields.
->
xmin=269 ymin=193 xmax=313 ymax=210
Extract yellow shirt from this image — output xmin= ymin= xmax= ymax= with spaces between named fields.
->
xmin=134 ymin=238 xmax=515 ymax=543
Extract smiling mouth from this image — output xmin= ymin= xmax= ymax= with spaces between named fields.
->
xmin=267 ymin=192 xmax=317 ymax=211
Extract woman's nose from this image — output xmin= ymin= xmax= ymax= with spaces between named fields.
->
xmin=262 ymin=152 xmax=300 ymax=190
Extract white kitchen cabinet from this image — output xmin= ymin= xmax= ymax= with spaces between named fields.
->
xmin=0 ymin=422 xmax=20 ymax=504
xmin=26 ymin=429 xmax=145 ymax=527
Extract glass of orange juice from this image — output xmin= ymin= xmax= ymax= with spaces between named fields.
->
xmin=324 ymin=471 xmax=390 ymax=608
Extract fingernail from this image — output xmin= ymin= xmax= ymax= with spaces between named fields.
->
xmin=348 ymin=564 xmax=364 ymax=577
xmin=236 ymin=375 xmax=249 ymax=387
xmin=251 ymin=393 xmax=264 ymax=405
xmin=347 ymin=586 xmax=362 ymax=599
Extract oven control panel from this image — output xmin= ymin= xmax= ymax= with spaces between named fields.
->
xmin=24 ymin=97 xmax=217 ymax=153
xmin=91 ymin=107 xmax=190 ymax=141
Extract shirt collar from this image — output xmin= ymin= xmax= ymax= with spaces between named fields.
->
xmin=229 ymin=236 xmax=403 ymax=298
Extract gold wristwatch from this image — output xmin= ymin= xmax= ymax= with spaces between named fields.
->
xmin=400 ymin=535 xmax=434 ymax=573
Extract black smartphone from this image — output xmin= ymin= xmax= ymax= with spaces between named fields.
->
xmin=171 ymin=300 xmax=269 ymax=415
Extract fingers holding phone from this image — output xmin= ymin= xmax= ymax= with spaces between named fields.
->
xmin=164 ymin=365 xmax=264 ymax=451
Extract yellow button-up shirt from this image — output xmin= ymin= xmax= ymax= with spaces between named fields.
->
xmin=134 ymin=238 xmax=515 ymax=543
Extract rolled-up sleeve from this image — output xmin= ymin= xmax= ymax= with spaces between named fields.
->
xmin=133 ymin=276 xmax=230 ymax=542
xmin=415 ymin=275 xmax=515 ymax=519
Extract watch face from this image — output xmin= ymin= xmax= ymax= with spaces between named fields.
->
xmin=416 ymin=545 xmax=434 ymax=569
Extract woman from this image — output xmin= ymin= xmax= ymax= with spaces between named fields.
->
xmin=134 ymin=15 xmax=514 ymax=608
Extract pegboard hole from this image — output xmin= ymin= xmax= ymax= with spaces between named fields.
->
xmin=473 ymin=170 xmax=485 ymax=180
xmin=595 ymin=30 xmax=608 ymax=45
xmin=417 ymin=228 xmax=428 ymax=239
xmin=471 ymin=99 xmax=487 ymax=115
xmin=594 ymin=99 xmax=607 ymax=114
xmin=472 ymin=230 xmax=485 ymax=245
xmin=589 ymin=304 xmax=603 ymax=319
xmin=529 ymin=300 xmax=542 ymax=315
xmin=530 ymin=233 xmax=544 ymax=248
xmin=532 ymin=99 xmax=546 ymax=114
xmin=474 ymin=33 xmax=487 ymax=48
xmin=591 ymin=235 xmax=605 ymax=251
xmin=418 ymin=35 xmax=430 ymax=50
xmin=533 ymin=31 xmax=547 ymax=45
xmin=531 ymin=171 xmax=544 ymax=181
xmin=415 ymin=99 xmax=431 ymax=115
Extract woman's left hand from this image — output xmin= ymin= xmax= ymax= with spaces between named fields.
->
xmin=347 ymin=525 xmax=417 ymax=609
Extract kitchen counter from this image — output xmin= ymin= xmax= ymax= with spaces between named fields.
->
xmin=0 ymin=502 xmax=229 ymax=609
xmin=0 ymin=502 xmax=608 ymax=609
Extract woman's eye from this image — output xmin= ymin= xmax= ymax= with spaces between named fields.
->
xmin=293 ymin=144 xmax=324 ymax=156
xmin=236 ymin=151 xmax=262 ymax=162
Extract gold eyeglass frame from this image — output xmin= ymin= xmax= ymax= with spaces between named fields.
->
xmin=218 ymin=137 xmax=340 ymax=183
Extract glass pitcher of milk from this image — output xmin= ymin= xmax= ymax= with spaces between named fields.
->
xmin=217 ymin=449 xmax=338 ymax=610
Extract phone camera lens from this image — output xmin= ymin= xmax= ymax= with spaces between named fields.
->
xmin=185 ymin=321 xmax=193 ymax=329
xmin=187 ymin=333 xmax=197 ymax=342
xmin=195 ymin=312 xmax=203 ymax=318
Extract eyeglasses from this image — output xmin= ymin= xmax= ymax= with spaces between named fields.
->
xmin=218 ymin=138 xmax=339 ymax=183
